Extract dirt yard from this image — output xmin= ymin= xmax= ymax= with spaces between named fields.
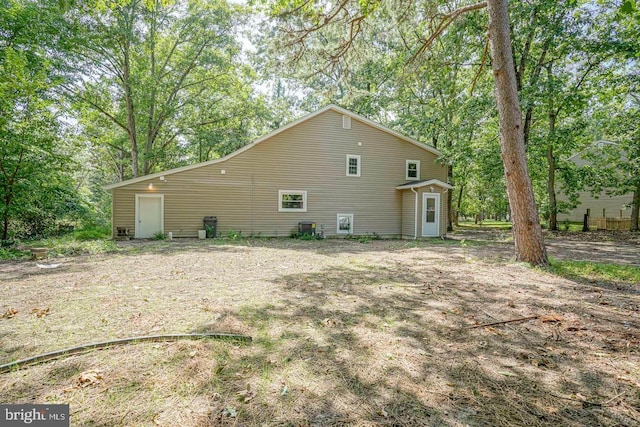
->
xmin=1 ymin=235 xmax=639 ymax=426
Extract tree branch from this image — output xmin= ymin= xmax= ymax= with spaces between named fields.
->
xmin=411 ymin=1 xmax=487 ymax=63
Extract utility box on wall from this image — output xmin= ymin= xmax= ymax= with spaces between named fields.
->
xmin=298 ymin=221 xmax=316 ymax=236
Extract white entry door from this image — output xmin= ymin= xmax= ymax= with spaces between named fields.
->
xmin=422 ymin=193 xmax=440 ymax=237
xmin=135 ymin=194 xmax=164 ymax=238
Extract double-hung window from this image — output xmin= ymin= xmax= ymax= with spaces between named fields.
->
xmin=406 ymin=160 xmax=420 ymax=180
xmin=279 ymin=190 xmax=307 ymax=212
xmin=346 ymin=155 xmax=361 ymax=177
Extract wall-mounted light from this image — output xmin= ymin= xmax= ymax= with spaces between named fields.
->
xmin=221 ymin=169 xmax=226 ymax=174
xmin=148 ymin=183 xmax=154 ymax=190
xmin=429 ymin=186 xmax=434 ymax=192
xmin=159 ymin=176 xmax=166 ymax=182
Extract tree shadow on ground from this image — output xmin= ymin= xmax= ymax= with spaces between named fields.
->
xmin=186 ymin=263 xmax=640 ymax=426
xmin=1 ymin=239 xmax=638 ymax=426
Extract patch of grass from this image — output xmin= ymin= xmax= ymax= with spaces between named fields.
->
xmin=541 ymin=221 xmax=585 ymax=232
xmin=550 ymin=258 xmax=640 ymax=284
xmin=561 ymin=221 xmax=585 ymax=232
xmin=73 ymin=225 xmax=111 ymax=241
xmin=0 ymin=225 xmax=113 ymax=260
xmin=0 ymin=246 xmax=30 ymax=260
xmin=356 ymin=234 xmax=371 ymax=243
xmin=24 ymin=233 xmax=120 ymax=258
xmin=226 ymin=230 xmax=243 ymax=240
xmin=457 ymin=220 xmax=512 ymax=230
xmin=47 ymin=239 xmax=120 ymax=257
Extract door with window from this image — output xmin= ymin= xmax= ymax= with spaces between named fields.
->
xmin=422 ymin=193 xmax=440 ymax=237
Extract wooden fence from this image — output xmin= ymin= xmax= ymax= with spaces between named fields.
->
xmin=588 ymin=217 xmax=631 ymax=231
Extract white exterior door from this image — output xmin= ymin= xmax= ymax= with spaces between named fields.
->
xmin=422 ymin=193 xmax=440 ymax=237
xmin=135 ymin=194 xmax=164 ymax=238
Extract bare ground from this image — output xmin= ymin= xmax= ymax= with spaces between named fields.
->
xmin=0 ymin=235 xmax=639 ymax=426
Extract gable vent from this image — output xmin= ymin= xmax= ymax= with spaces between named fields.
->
xmin=342 ymin=115 xmax=351 ymax=129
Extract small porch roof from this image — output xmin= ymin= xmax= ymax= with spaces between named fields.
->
xmin=395 ymin=179 xmax=453 ymax=191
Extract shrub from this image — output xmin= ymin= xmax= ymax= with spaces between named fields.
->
xmin=151 ymin=231 xmax=166 ymax=240
xmin=74 ymin=225 xmax=111 ymax=241
xmin=226 ymin=230 xmax=243 ymax=240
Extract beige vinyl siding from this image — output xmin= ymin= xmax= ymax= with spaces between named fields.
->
xmin=401 ymin=190 xmax=417 ymax=238
xmin=111 ymin=109 xmax=448 ymax=238
xmin=439 ymin=189 xmax=449 ymax=236
xmin=556 ymin=142 xmax=632 ymax=223
xmin=557 ymin=190 xmax=633 ymax=222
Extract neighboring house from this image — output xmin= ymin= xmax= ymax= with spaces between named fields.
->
xmin=557 ymin=141 xmax=633 ymax=223
xmin=106 ymin=105 xmax=452 ymax=239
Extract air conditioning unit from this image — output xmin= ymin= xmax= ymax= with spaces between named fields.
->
xmin=298 ymin=221 xmax=316 ymax=236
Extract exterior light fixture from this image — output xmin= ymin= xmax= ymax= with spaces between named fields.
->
xmin=148 ymin=183 xmax=154 ymax=190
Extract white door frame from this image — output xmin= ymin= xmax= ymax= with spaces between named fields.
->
xmin=135 ymin=194 xmax=164 ymax=238
xmin=422 ymin=192 xmax=440 ymax=237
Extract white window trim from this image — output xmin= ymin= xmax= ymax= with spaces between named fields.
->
xmin=346 ymin=154 xmax=361 ymax=177
xmin=278 ymin=190 xmax=307 ymax=212
xmin=337 ymin=213 xmax=354 ymax=234
xmin=406 ymin=159 xmax=421 ymax=181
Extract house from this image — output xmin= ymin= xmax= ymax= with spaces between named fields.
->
xmin=557 ymin=141 xmax=633 ymax=225
xmin=105 ymin=105 xmax=452 ymax=239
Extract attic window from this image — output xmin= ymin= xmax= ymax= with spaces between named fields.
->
xmin=342 ymin=115 xmax=351 ymax=129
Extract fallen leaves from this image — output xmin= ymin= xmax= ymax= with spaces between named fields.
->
xmin=64 ymin=369 xmax=104 ymax=393
xmin=617 ymin=376 xmax=640 ymax=389
xmin=540 ymin=313 xmax=564 ymax=323
xmin=236 ymin=383 xmax=257 ymax=403
xmin=2 ymin=307 xmax=50 ymax=318
xmin=1 ymin=308 xmax=18 ymax=318
xmin=31 ymin=307 xmax=50 ymax=318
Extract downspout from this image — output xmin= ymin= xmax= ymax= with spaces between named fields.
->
xmin=442 ymin=188 xmax=449 ymax=237
xmin=411 ymin=187 xmax=418 ymax=239
xmin=251 ymin=173 xmax=255 ymax=237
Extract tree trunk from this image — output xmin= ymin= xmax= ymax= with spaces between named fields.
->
xmin=120 ymin=8 xmax=139 ymax=178
xmin=456 ymin=182 xmax=464 ymax=226
xmin=123 ymin=49 xmax=138 ymax=178
xmin=447 ymin=167 xmax=454 ymax=232
xmin=486 ymin=0 xmax=548 ymax=266
xmin=547 ymin=143 xmax=557 ymax=231
xmin=1 ymin=182 xmax=14 ymax=240
xmin=547 ymin=98 xmax=558 ymax=231
xmin=2 ymin=195 xmax=10 ymax=241
xmin=631 ymin=182 xmax=640 ymax=232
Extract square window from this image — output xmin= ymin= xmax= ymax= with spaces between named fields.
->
xmin=279 ymin=190 xmax=307 ymax=212
xmin=406 ymin=160 xmax=420 ymax=180
xmin=337 ymin=213 xmax=353 ymax=234
xmin=346 ymin=155 xmax=361 ymax=177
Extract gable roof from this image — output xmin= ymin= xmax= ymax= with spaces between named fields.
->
xmin=568 ymin=140 xmax=618 ymax=162
xmin=105 ymin=104 xmax=443 ymax=190
xmin=395 ymin=179 xmax=453 ymax=190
